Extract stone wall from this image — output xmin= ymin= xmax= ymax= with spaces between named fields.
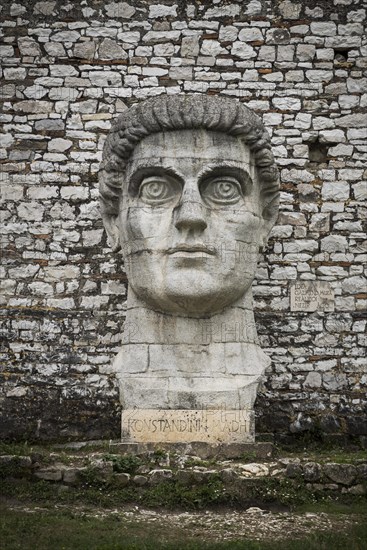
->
xmin=0 ymin=0 xmax=366 ymax=442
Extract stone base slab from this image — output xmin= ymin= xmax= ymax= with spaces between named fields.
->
xmin=110 ymin=441 xmax=274 ymax=460
xmin=121 ymin=409 xmax=254 ymax=444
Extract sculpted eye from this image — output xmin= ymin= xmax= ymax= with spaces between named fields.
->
xmin=201 ymin=177 xmax=242 ymax=205
xmin=139 ymin=176 xmax=180 ymax=205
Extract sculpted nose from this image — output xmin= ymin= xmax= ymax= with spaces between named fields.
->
xmin=174 ymin=194 xmax=207 ymax=232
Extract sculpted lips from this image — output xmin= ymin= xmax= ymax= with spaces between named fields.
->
xmin=166 ymin=244 xmax=216 ymax=256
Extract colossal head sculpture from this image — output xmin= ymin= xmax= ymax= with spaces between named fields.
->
xmin=99 ymin=95 xmax=279 ymax=444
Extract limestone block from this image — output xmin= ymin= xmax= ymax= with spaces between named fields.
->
xmin=219 ymin=26 xmax=239 ymax=42
xmin=143 ymin=31 xmax=180 ymax=44
xmin=272 ymin=97 xmax=301 ymax=110
xmin=52 ymin=31 xmax=80 ymax=43
xmin=310 ymin=22 xmax=337 ymax=36
xmin=18 ymin=37 xmax=41 ymax=57
xmin=98 ymin=38 xmax=127 ymax=60
xmin=34 ymin=1 xmax=56 ymax=15
xmin=0 ymin=45 xmax=14 ymax=58
xmin=105 ymin=2 xmax=135 ymax=18
xmin=149 ymin=5 xmax=177 ymax=18
xmin=303 ymin=462 xmax=322 ymax=482
xmin=201 ymin=40 xmax=225 ymax=56
xmin=114 ymin=473 xmax=130 ymax=486
xmin=121 ymin=409 xmax=254 ymax=444
xmin=73 ymin=41 xmax=96 ymax=59
xmin=91 ymin=71 xmax=122 ymax=87
xmin=322 ymin=181 xmax=349 ymax=201
xmin=323 ymin=463 xmax=356 ymax=485
xmin=238 ymin=28 xmax=263 ymax=42
xmin=48 ymin=138 xmax=72 ymax=152
xmin=278 ymin=0 xmax=301 ymax=19
xmin=204 ymin=5 xmax=240 ymax=18
xmin=231 ymin=42 xmax=256 ymax=59
xmin=35 ymin=468 xmax=62 ymax=481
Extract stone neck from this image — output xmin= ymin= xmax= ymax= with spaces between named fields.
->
xmin=122 ymin=290 xmax=259 ymax=346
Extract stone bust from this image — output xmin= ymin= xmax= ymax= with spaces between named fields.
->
xmin=99 ymin=95 xmax=279 ymax=443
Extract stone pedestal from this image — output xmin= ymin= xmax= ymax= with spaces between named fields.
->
xmin=114 ymin=296 xmax=271 ymax=445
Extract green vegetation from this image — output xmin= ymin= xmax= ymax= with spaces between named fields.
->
xmin=104 ymin=454 xmax=142 ymax=474
xmin=2 ymin=474 xmax=366 ymax=512
xmin=0 ymin=505 xmax=366 ymax=550
xmin=1 ymin=475 xmax=228 ymax=510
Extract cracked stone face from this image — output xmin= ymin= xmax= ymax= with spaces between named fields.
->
xmin=99 ymin=95 xmax=279 ymax=443
xmin=119 ymin=129 xmax=266 ymax=317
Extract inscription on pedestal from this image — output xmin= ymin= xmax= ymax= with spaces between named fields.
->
xmin=290 ymin=281 xmax=334 ymax=312
xmin=121 ymin=409 xmax=254 ymax=444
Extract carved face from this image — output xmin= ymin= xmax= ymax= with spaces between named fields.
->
xmin=117 ymin=129 xmax=267 ymax=316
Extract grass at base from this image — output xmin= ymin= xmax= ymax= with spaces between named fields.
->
xmin=1 ymin=505 xmax=367 ymax=550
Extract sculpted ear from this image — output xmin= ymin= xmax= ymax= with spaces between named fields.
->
xmin=259 ymin=197 xmax=279 ymax=251
xmin=102 ymin=212 xmax=121 ymax=253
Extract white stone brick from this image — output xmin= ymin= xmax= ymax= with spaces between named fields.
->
xmin=48 ymin=138 xmax=73 ymax=152
xmin=270 ymin=266 xmax=297 ymax=280
xmin=219 ymin=25 xmax=239 ymax=42
xmin=47 ymin=298 xmax=75 ymax=309
xmin=82 ymin=229 xmax=104 ymax=246
xmin=29 ymin=282 xmax=53 ymax=296
xmin=89 ymin=71 xmax=122 ymax=87
xmin=231 ymin=42 xmax=256 ymax=59
xmin=238 ymin=28 xmax=263 ymax=42
xmin=143 ymin=31 xmax=180 ymax=44
xmin=322 ymin=181 xmax=349 ymax=201
xmin=18 ymin=37 xmax=42 ymax=56
xmin=272 ymin=97 xmax=301 ymax=110
xmin=278 ymin=0 xmax=301 ymax=19
xmin=338 ymin=169 xmax=363 ymax=181
xmin=201 ymin=40 xmax=225 ymax=56
xmin=17 ymin=202 xmax=45 ymax=221
xmin=149 ymin=4 xmax=177 ymax=18
xmin=154 ymin=43 xmax=175 ymax=57
xmin=105 ymin=2 xmax=135 ymax=18
xmin=319 ymin=130 xmax=346 ymax=144
xmin=244 ymin=0 xmax=262 ymax=16
xmin=60 ymin=187 xmax=89 ymax=201
xmin=353 ymin=182 xmax=367 ymax=201
xmin=328 ymin=144 xmax=354 ymax=157
xmin=310 ymin=22 xmax=337 ymax=36
xmin=313 ymin=117 xmax=335 ymax=130
xmin=321 ymin=236 xmax=348 ymax=253
xmin=204 ymin=5 xmax=240 ymax=18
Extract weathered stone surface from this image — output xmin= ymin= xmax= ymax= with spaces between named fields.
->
xmin=18 ymin=37 xmax=42 ymax=57
xmin=98 ymin=38 xmax=127 ymax=60
xmin=105 ymin=2 xmax=135 ymax=18
xmin=303 ymin=462 xmax=322 ymax=482
xmin=121 ymin=409 xmax=254 ymax=444
xmin=0 ymin=455 xmax=32 ymax=468
xmin=149 ymin=469 xmax=173 ymax=484
xmin=73 ymin=41 xmax=96 ymax=59
xmin=323 ymin=463 xmax=357 ymax=485
xmin=63 ymin=467 xmax=86 ymax=484
xmin=1 ymin=0 xmax=366 ymax=444
xmin=35 ymin=468 xmax=63 ymax=481
xmin=290 ymin=281 xmax=334 ymax=312
xmin=100 ymin=95 xmax=279 ymax=443
xmin=114 ymin=472 xmax=130 ymax=486
xmin=133 ymin=475 xmax=148 ymax=486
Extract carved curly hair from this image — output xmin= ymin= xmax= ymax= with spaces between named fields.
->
xmin=99 ymin=94 xmax=279 ymax=225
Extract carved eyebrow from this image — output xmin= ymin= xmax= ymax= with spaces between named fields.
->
xmin=198 ymin=163 xmax=250 ymax=180
xmin=127 ymin=163 xmax=184 ymax=196
xmin=198 ymin=164 xmax=253 ymax=194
